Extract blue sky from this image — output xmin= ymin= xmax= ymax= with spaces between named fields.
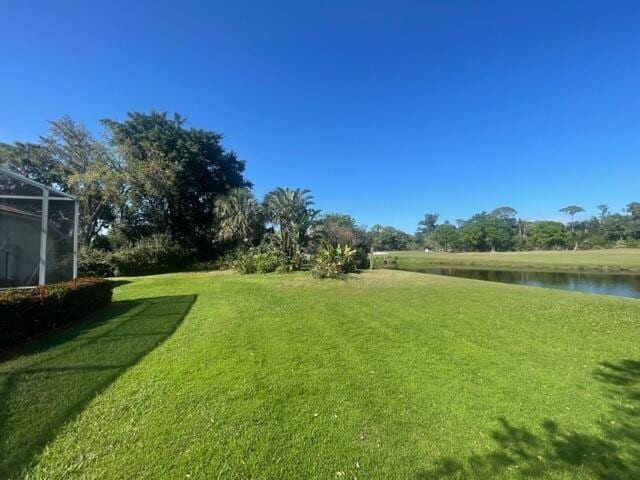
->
xmin=1 ymin=1 xmax=639 ymax=232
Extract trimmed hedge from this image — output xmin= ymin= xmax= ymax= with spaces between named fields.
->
xmin=0 ymin=278 xmax=114 ymax=347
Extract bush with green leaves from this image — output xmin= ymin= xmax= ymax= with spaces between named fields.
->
xmin=232 ymin=252 xmax=256 ymax=274
xmin=311 ymin=244 xmax=357 ymax=279
xmin=254 ymin=252 xmax=280 ymax=273
xmin=372 ymin=255 xmax=398 ymax=269
xmin=78 ymin=247 xmax=116 ymax=277
xmin=113 ymin=234 xmax=192 ymax=276
xmin=233 ymin=249 xmax=281 ymax=274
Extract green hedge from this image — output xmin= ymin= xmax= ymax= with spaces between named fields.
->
xmin=78 ymin=235 xmax=193 ymax=278
xmin=0 ymin=278 xmax=114 ymax=347
xmin=78 ymin=247 xmax=116 ymax=277
xmin=112 ymin=234 xmax=192 ymax=276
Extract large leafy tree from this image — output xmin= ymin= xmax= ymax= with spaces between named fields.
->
xmin=627 ymin=202 xmax=640 ymax=219
xmin=602 ymin=214 xmax=628 ymax=241
xmin=103 ymin=112 xmax=250 ymax=254
xmin=527 ymin=221 xmax=569 ymax=250
xmin=317 ymin=213 xmax=366 ymax=247
xmin=263 ymin=187 xmax=320 ymax=267
xmin=490 ymin=206 xmax=518 ymax=219
xmin=458 ymin=212 xmax=516 ymax=252
xmin=43 ymin=117 xmax=126 ymax=246
xmin=626 ymin=202 xmax=640 ymax=239
xmin=370 ymin=225 xmax=412 ymax=251
xmin=489 ymin=206 xmax=528 ymax=244
xmin=0 ymin=142 xmax=64 ymax=187
xmin=0 ymin=117 xmax=125 ymax=246
xmin=431 ymin=223 xmax=458 ymax=252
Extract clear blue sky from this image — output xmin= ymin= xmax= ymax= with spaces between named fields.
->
xmin=1 ymin=1 xmax=639 ymax=232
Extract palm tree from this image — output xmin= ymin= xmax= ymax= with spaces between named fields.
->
xmin=263 ymin=187 xmax=320 ymax=267
xmin=214 ymin=188 xmax=262 ymax=245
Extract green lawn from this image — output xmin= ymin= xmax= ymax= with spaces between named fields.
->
xmin=1 ymin=270 xmax=640 ymax=479
xmin=393 ymin=248 xmax=640 ymax=273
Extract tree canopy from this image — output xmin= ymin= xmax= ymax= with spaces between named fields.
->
xmin=103 ymin=111 xmax=250 ymax=254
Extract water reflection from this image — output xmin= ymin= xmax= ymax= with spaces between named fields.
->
xmin=402 ymin=267 xmax=640 ymax=299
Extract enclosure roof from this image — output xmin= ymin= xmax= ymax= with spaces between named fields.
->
xmin=0 ymin=202 xmax=40 ymax=217
xmin=0 ymin=166 xmax=76 ymax=199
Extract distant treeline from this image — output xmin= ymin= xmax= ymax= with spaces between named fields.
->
xmin=406 ymin=205 xmax=640 ymax=253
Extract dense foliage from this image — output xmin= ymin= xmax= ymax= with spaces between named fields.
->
xmin=2 ymin=112 xmax=639 ymax=277
xmin=78 ymin=247 xmax=116 ymax=278
xmin=112 ymin=234 xmax=192 ymax=276
xmin=263 ymin=187 xmax=320 ymax=270
xmin=416 ymin=203 xmax=640 ymax=252
xmin=232 ymin=248 xmax=281 ymax=274
xmin=214 ymin=188 xmax=264 ymax=247
xmin=0 ymin=277 xmax=113 ymax=346
xmin=316 ymin=213 xmax=369 ymax=268
xmin=311 ymin=244 xmax=357 ymax=278
xmin=370 ymin=224 xmax=413 ymax=251
xmin=1 ymin=112 xmax=249 ymax=258
xmin=0 ymin=117 xmax=125 ymax=246
xmin=104 ymin=112 xmax=250 ymax=255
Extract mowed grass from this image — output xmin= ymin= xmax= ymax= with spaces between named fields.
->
xmin=393 ymin=248 xmax=640 ymax=273
xmin=1 ymin=270 xmax=640 ymax=479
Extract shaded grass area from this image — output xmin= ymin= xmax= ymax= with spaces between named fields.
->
xmin=2 ymin=270 xmax=640 ymax=478
xmin=0 ymin=294 xmax=195 ymax=478
xmin=417 ymin=359 xmax=640 ymax=479
xmin=393 ymin=248 xmax=640 ymax=273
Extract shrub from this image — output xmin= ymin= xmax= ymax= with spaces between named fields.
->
xmin=232 ymin=250 xmax=280 ymax=274
xmin=233 ymin=251 xmax=256 ymax=274
xmin=0 ymin=278 xmax=113 ymax=346
xmin=78 ymin=247 xmax=116 ymax=277
xmin=254 ymin=252 xmax=280 ymax=273
xmin=353 ymin=248 xmax=371 ymax=269
xmin=311 ymin=244 xmax=357 ymax=279
xmin=218 ymin=250 xmax=241 ymax=270
xmin=372 ymin=255 xmax=398 ymax=269
xmin=615 ymin=238 xmax=640 ymax=248
xmin=113 ymin=234 xmax=192 ymax=276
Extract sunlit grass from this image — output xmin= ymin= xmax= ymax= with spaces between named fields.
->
xmin=2 ymin=270 xmax=639 ymax=478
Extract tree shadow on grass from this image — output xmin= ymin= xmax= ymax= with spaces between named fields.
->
xmin=0 ymin=294 xmax=196 ymax=478
xmin=416 ymin=360 xmax=640 ymax=479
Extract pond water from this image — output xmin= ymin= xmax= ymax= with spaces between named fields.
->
xmin=400 ymin=266 xmax=640 ymax=299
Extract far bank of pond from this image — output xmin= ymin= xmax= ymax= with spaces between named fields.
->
xmin=397 ymin=266 xmax=640 ymax=299
xmin=393 ymin=249 xmax=640 ymax=274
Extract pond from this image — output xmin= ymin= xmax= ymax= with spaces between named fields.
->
xmin=400 ymin=266 xmax=640 ymax=299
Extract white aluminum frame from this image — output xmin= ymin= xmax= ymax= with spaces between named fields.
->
xmin=0 ymin=166 xmax=79 ymax=286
